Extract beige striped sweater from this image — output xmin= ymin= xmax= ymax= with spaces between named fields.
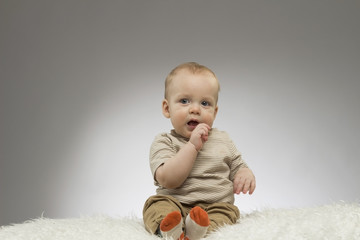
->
xmin=149 ymin=128 xmax=248 ymax=205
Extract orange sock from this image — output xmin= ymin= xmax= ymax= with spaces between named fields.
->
xmin=185 ymin=206 xmax=209 ymax=240
xmin=160 ymin=211 xmax=183 ymax=239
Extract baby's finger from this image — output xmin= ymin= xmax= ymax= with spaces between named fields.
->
xmin=242 ymin=179 xmax=251 ymax=194
xmin=232 ymin=181 xmax=237 ymax=194
xmin=233 ymin=184 xmax=239 ymax=194
xmin=233 ymin=178 xmax=243 ymax=194
xmin=199 ymin=123 xmax=211 ymax=132
xmin=249 ymin=179 xmax=256 ymax=195
xmin=202 ymin=134 xmax=208 ymax=142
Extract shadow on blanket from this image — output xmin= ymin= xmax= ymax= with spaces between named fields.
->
xmin=1 ymin=202 xmax=359 ymax=240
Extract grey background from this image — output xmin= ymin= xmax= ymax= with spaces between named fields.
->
xmin=1 ymin=0 xmax=359 ymax=226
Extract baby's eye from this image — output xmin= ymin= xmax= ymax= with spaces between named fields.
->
xmin=180 ymin=99 xmax=190 ymax=104
xmin=201 ymin=101 xmax=210 ymax=106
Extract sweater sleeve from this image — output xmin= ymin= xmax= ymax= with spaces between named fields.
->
xmin=149 ymin=133 xmax=177 ymax=184
xmin=228 ymin=137 xmax=249 ymax=181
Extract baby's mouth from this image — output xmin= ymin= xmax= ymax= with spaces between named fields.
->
xmin=187 ymin=120 xmax=199 ymax=127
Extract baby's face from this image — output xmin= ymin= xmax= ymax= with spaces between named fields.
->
xmin=162 ymin=69 xmax=219 ymax=138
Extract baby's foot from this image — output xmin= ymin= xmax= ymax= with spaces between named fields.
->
xmin=185 ymin=206 xmax=209 ymax=240
xmin=160 ymin=211 xmax=183 ymax=239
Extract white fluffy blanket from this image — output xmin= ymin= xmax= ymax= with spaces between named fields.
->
xmin=1 ymin=202 xmax=359 ymax=240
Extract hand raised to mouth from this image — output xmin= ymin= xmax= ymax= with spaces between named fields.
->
xmin=189 ymin=123 xmax=211 ymax=151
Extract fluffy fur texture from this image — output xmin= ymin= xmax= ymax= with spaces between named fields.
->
xmin=0 ymin=202 xmax=359 ymax=240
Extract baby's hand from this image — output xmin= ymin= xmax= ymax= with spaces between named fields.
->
xmin=233 ymin=168 xmax=256 ymax=195
xmin=189 ymin=123 xmax=211 ymax=151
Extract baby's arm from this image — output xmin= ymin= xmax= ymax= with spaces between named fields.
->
xmin=233 ymin=168 xmax=256 ymax=195
xmin=155 ymin=123 xmax=210 ymax=189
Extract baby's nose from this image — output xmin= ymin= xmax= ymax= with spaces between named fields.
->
xmin=189 ymin=103 xmax=200 ymax=114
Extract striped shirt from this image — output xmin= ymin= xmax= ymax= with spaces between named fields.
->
xmin=149 ymin=128 xmax=248 ymax=205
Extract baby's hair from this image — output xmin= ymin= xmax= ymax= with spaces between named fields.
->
xmin=164 ymin=62 xmax=220 ymax=100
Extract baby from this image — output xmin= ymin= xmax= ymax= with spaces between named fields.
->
xmin=143 ymin=62 xmax=256 ymax=240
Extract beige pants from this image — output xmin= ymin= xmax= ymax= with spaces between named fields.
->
xmin=143 ymin=195 xmax=240 ymax=235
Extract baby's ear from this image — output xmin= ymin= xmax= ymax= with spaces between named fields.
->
xmin=214 ymin=105 xmax=219 ymax=118
xmin=162 ymin=99 xmax=171 ymax=118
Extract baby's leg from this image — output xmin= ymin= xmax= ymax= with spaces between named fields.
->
xmin=185 ymin=206 xmax=210 ymax=240
xmin=143 ymin=195 xmax=186 ymax=236
xmin=160 ymin=211 xmax=183 ymax=239
xmin=203 ymin=202 xmax=240 ymax=233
